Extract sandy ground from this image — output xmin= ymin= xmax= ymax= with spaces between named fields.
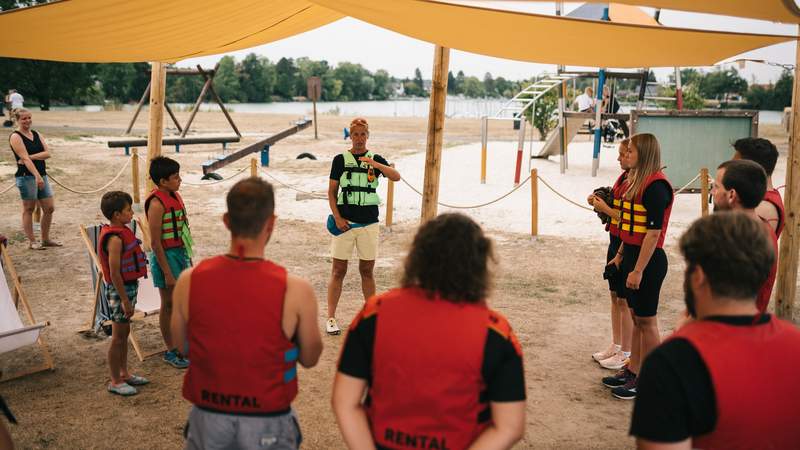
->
xmin=0 ymin=110 xmax=794 ymax=449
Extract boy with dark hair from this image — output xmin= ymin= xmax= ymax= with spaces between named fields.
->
xmin=713 ymin=159 xmax=777 ymax=312
xmin=631 ymin=212 xmax=800 ymax=449
xmin=732 ymin=137 xmax=784 ymax=236
xmin=172 ymin=178 xmax=322 ymax=449
xmin=145 ymin=156 xmax=192 ymax=369
xmin=98 ymin=190 xmax=149 ymax=396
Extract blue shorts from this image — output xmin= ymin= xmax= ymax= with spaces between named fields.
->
xmin=149 ymin=247 xmax=191 ymax=289
xmin=16 ymin=175 xmax=54 ymax=201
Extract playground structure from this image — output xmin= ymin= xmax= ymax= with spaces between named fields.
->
xmin=108 ymin=64 xmax=242 ymax=156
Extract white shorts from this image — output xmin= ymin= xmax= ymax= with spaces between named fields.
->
xmin=331 ymin=222 xmax=379 ymax=261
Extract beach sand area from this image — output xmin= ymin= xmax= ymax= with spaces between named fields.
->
xmin=0 ymin=109 xmax=793 ymax=449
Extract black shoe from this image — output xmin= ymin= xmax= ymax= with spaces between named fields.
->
xmin=602 ymin=367 xmax=635 ymax=389
xmin=611 ymin=377 xmax=638 ymax=400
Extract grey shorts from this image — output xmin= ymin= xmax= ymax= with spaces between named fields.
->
xmin=185 ymin=407 xmax=302 ymax=450
xmin=15 ymin=175 xmax=53 ymax=201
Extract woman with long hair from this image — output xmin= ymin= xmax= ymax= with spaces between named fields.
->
xmin=332 ymin=213 xmax=526 ymax=450
xmin=9 ymin=108 xmax=60 ymax=250
xmin=589 ymin=140 xmax=634 ymax=371
xmin=601 ymin=133 xmax=673 ymax=400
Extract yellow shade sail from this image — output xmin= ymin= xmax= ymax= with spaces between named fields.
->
xmin=0 ymin=0 xmax=343 ymax=63
xmin=309 ymin=0 xmax=794 ymax=68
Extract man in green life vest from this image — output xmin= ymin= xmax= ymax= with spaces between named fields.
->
xmin=326 ymin=117 xmax=401 ymax=335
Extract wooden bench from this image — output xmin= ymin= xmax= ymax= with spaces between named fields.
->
xmin=107 ymin=135 xmax=241 ymax=156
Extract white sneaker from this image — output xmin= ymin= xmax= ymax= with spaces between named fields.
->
xmin=599 ymin=352 xmax=629 ymax=370
xmin=592 ymin=343 xmax=617 ymax=362
xmin=326 ymin=318 xmax=341 ymax=336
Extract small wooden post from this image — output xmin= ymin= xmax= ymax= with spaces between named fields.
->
xmin=386 ymin=164 xmax=395 ymax=228
xmin=131 ymin=148 xmax=140 ymax=205
xmin=531 ymin=168 xmax=538 ymax=237
xmin=480 ymin=116 xmax=488 ymax=184
xmin=250 ymin=157 xmax=258 ymax=178
xmin=700 ymin=168 xmax=709 ymax=217
xmin=420 ymin=46 xmax=450 ymax=223
xmin=146 ymin=62 xmax=167 ymax=192
xmin=774 ymin=31 xmax=800 ymax=320
xmin=313 ymin=84 xmax=319 ymax=140
xmin=514 ymin=118 xmax=526 ymax=185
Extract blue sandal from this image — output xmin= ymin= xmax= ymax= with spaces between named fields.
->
xmin=124 ymin=375 xmax=150 ymax=386
xmin=108 ymin=382 xmax=138 ymax=396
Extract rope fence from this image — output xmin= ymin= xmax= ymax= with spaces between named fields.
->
xmin=47 ymin=157 xmax=131 ymax=195
xmin=0 ymin=182 xmax=14 ymax=194
xmin=400 ymin=176 xmax=533 ymax=209
xmin=181 ymin=165 xmax=250 ymax=186
xmin=259 ymin=167 xmax=327 ymax=198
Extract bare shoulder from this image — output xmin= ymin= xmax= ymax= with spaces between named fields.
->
xmin=285 ymin=273 xmax=315 ymax=307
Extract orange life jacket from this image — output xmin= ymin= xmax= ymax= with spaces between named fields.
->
xmin=97 ymin=225 xmax=147 ymax=284
xmin=607 ymin=170 xmax=628 ymax=236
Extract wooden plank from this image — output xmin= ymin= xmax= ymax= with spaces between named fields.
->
xmin=420 ymin=46 xmax=450 ymax=223
xmin=125 ymin=82 xmax=150 ymax=136
xmin=108 ymin=135 xmax=240 ymax=148
xmin=774 ymin=35 xmax=800 ymax=320
xmin=146 ymin=62 xmax=167 ymax=192
xmin=202 ymin=120 xmax=312 ymax=174
xmin=131 ymin=148 xmax=140 ymax=205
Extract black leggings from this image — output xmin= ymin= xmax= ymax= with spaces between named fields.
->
xmin=621 ymin=246 xmax=668 ymax=317
xmin=605 ymin=235 xmax=626 ymax=296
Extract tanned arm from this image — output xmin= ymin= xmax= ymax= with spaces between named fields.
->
xmin=467 ymin=401 xmax=526 ymax=450
xmin=637 ymin=438 xmax=691 ymax=450
xmin=286 ymin=274 xmax=322 ymax=368
xmin=107 ymin=236 xmax=133 ymax=319
xmin=170 ymin=267 xmax=193 ymax=355
xmin=9 ymin=133 xmax=42 ymax=185
xmin=147 ymin=198 xmax=176 ymax=287
xmin=332 ymin=372 xmax=376 ymax=450
xmin=329 ymin=179 xmax=350 ymax=232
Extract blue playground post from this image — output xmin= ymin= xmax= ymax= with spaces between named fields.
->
xmin=592 ymin=7 xmax=610 ymax=177
xmin=261 ymin=144 xmax=270 ymax=167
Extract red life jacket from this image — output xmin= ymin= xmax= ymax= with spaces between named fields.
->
xmin=364 ymin=287 xmax=517 ymax=450
xmin=182 ymin=256 xmax=298 ymax=414
xmin=756 ymin=219 xmax=779 ymax=314
xmin=607 ymin=170 xmax=628 ymax=236
xmin=619 ymin=171 xmax=673 ymax=248
xmin=671 ymin=318 xmax=800 ymax=449
xmin=97 ymin=225 xmax=147 ymax=284
xmin=145 ymin=189 xmax=188 ymax=250
xmin=762 ymin=189 xmax=785 ymax=238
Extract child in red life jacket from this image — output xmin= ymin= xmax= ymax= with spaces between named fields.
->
xmin=145 ymin=156 xmax=191 ymax=369
xmin=98 ymin=191 xmax=149 ymax=396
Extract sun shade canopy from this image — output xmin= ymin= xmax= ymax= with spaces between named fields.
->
xmin=560 ymin=0 xmax=800 ymax=24
xmin=0 ymin=0 xmax=343 ymax=63
xmin=308 ymin=0 xmax=794 ymax=68
xmin=0 ymin=0 xmax=793 ymax=67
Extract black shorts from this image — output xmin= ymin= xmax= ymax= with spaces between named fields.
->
xmin=606 ymin=235 xmax=626 ymax=296
xmin=621 ymin=245 xmax=668 ymax=317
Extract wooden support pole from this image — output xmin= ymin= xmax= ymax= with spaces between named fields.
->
xmin=146 ymin=62 xmax=167 ymax=192
xmin=199 ymin=65 xmax=241 ymax=137
xmin=386 ymin=163 xmax=395 ymax=228
xmin=250 ymin=157 xmax=258 ymax=178
xmin=313 ymin=84 xmax=319 ymax=140
xmin=531 ymin=168 xmax=538 ymax=237
xmin=163 ymin=102 xmax=183 ymax=134
xmin=420 ymin=46 xmax=450 ymax=223
xmin=480 ymin=116 xmax=488 ymax=184
xmin=774 ymin=35 xmax=800 ymax=320
xmin=125 ymin=82 xmax=151 ymax=135
xmin=700 ymin=168 xmax=709 ymax=217
xmin=181 ymin=72 xmax=213 ymax=138
xmin=131 ymin=148 xmax=140 ymax=205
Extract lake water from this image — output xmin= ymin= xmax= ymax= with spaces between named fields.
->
xmin=50 ymin=98 xmax=783 ymax=124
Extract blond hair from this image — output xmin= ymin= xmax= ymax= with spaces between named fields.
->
xmin=12 ymin=108 xmax=30 ymax=121
xmin=624 ymin=133 xmax=661 ymax=200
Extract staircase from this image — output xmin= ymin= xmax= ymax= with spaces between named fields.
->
xmin=492 ymin=73 xmax=576 ymax=121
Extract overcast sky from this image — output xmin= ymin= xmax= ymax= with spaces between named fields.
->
xmin=178 ymin=2 xmax=797 ymax=84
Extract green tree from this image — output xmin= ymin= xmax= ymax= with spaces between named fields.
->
xmin=524 ymin=90 xmax=558 ymax=138
xmin=334 ymin=62 xmax=372 ymax=100
xmin=461 ymin=76 xmax=485 ymax=98
xmin=295 ymin=57 xmax=330 ymax=98
xmin=483 ymin=72 xmax=496 ymax=97
xmin=413 ymin=67 xmax=425 ymax=93
xmin=698 ymin=67 xmax=748 ymax=100
xmin=213 ymin=56 xmax=241 ymax=102
xmin=371 ymin=69 xmax=393 ymax=100
xmin=238 ymin=53 xmax=274 ymax=102
xmin=274 ymin=57 xmax=299 ymax=99
xmin=447 ymin=70 xmax=457 ymax=94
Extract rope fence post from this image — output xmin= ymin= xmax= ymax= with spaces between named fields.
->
xmin=700 ymin=168 xmax=709 ymax=217
xmin=531 ymin=168 xmax=538 ymax=237
xmin=131 ymin=148 xmax=140 ymax=205
xmin=250 ymin=158 xmax=257 ymax=178
xmin=480 ymin=116 xmax=488 ymax=184
xmin=386 ymin=164 xmax=395 ymax=228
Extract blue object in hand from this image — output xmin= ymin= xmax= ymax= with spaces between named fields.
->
xmin=326 ymin=214 xmax=368 ymax=236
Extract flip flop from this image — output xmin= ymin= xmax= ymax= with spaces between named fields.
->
xmin=108 ymin=382 xmax=137 ymax=396
xmin=42 ymin=240 xmax=63 ymax=247
xmin=29 ymin=242 xmax=45 ymax=250
xmin=124 ymin=375 xmax=150 ymax=386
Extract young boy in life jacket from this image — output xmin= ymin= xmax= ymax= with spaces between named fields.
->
xmin=98 ymin=191 xmax=150 ymax=396
xmin=145 ymin=156 xmax=191 ymax=369
xmin=171 ymin=178 xmax=323 ymax=449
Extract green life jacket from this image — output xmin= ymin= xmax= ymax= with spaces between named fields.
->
xmin=338 ymin=150 xmax=380 ymax=207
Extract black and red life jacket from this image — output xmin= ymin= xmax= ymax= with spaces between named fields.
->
xmin=182 ymin=256 xmax=298 ymax=414
xmin=145 ymin=189 xmax=189 ymax=250
xmin=362 ymin=287 xmax=521 ymax=450
xmin=619 ymin=171 xmax=673 ymax=248
xmin=97 ymin=225 xmax=147 ymax=284
xmin=671 ymin=318 xmax=800 ymax=449
xmin=607 ymin=170 xmax=628 ymax=236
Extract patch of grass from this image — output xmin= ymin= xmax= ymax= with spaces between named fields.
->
xmin=63 ymin=134 xmax=92 ymax=141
